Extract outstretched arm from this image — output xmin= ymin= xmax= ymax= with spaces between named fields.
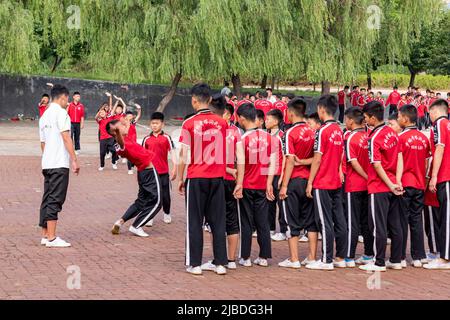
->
xmin=134 ymin=104 xmax=142 ymax=123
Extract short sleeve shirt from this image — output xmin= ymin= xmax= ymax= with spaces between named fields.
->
xmin=430 ymin=117 xmax=450 ymax=184
xmin=285 ymin=122 xmax=315 ymax=180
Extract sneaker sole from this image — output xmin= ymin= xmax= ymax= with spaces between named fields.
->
xmin=278 ymin=265 xmax=301 ymax=269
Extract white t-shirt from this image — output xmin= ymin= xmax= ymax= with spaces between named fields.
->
xmin=39 ymin=103 xmax=71 ymax=169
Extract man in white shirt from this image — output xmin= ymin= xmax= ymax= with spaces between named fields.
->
xmin=267 ymin=88 xmax=277 ymax=103
xmin=39 ymin=84 xmax=80 ymax=248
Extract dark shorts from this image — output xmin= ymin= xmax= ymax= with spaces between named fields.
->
xmin=39 ymin=168 xmax=70 ymax=228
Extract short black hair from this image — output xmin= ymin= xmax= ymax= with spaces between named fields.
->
xmin=261 ymin=91 xmax=268 ymax=98
xmin=288 ymin=98 xmax=307 ymax=117
xmin=307 ymin=112 xmax=321 ymax=124
xmin=191 ymin=83 xmax=211 ymax=104
xmin=344 ymin=107 xmax=365 ymax=125
xmin=266 ymin=109 xmax=283 ymax=124
xmin=266 ymin=88 xmax=273 ymax=92
xmin=393 ymin=85 xmax=398 ymax=90
xmin=106 ymin=119 xmax=120 ymax=135
xmin=398 ymin=104 xmax=418 ymax=124
xmin=363 ymin=101 xmax=384 ymax=121
xmin=50 ymin=84 xmax=69 ymax=100
xmin=236 ymin=103 xmax=256 ymax=121
xmin=73 ymin=91 xmax=81 ymax=96
xmin=42 ymin=93 xmax=49 ymax=98
xmin=388 ymin=113 xmax=398 ymax=121
xmin=151 ymin=112 xmax=165 ymax=121
xmin=344 ymin=86 xmax=349 ymax=90
xmin=210 ymin=93 xmax=226 ymax=115
xmin=225 ymin=103 xmax=234 ymax=116
xmin=429 ymin=99 xmax=449 ymax=114
xmin=286 ymin=93 xmax=295 ymax=100
xmin=125 ymin=111 xmax=134 ymax=116
xmin=256 ymin=109 xmax=265 ymax=120
xmin=224 ymin=81 xmax=230 ymax=87
xmin=317 ymin=94 xmax=338 ymax=116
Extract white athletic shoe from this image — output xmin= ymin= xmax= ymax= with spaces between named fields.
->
xmin=423 ymin=259 xmax=450 ymax=270
xmin=128 ymin=170 xmax=134 ymax=175
xmin=278 ymin=259 xmax=301 ymax=269
xmin=346 ymin=259 xmax=356 ymax=268
xmin=333 ymin=259 xmax=347 ymax=268
xmin=387 ymin=238 xmax=392 ymax=245
xmin=252 ymin=231 xmax=257 ymax=238
xmin=301 ymin=258 xmax=317 ymax=266
xmin=238 ymin=258 xmax=252 ymax=267
xmin=412 ymin=260 xmax=423 ymax=268
xmin=358 ymin=235 xmax=364 ymax=243
xmin=215 ymin=265 xmax=227 ymax=275
xmin=105 ymin=153 xmax=111 ymax=159
xmin=40 ymin=238 xmax=48 ymax=246
xmin=356 ymin=255 xmax=375 ymax=265
xmin=386 ymin=261 xmax=403 ymax=270
xmin=146 ymin=219 xmax=153 ymax=227
xmin=299 ymin=235 xmax=309 ymax=242
xmin=112 ymin=164 xmax=118 ymax=170
xmin=401 ymin=260 xmax=408 ymax=268
xmin=200 ymin=261 xmax=217 ymax=272
xmin=46 ymin=237 xmax=71 ymax=248
xmin=270 ymin=230 xmax=275 ymax=236
xmin=186 ymin=266 xmax=202 ymax=275
xmin=358 ymin=263 xmax=386 ymax=272
xmin=129 ymin=226 xmax=149 ymax=238
xmin=98 ymin=167 xmax=104 ymax=172
xmin=253 ymin=257 xmax=268 ymax=267
xmin=122 ymin=158 xmax=127 ymax=164
xmin=111 ymin=220 xmax=122 ymax=235
xmin=227 ymin=261 xmax=237 ymax=270
xmin=271 ymin=233 xmax=287 ymax=242
xmin=204 ymin=225 xmax=211 ymax=233
xmin=305 ymin=260 xmax=334 ymax=271
xmin=163 ymin=214 xmax=172 ymax=224
xmin=75 ymin=150 xmax=80 ymax=156
xmin=318 ymin=233 xmax=322 ymax=240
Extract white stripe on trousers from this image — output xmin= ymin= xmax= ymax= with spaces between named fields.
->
xmin=428 ymin=207 xmax=438 ymax=253
xmin=347 ymin=193 xmax=352 ymax=258
xmin=135 ymin=169 xmax=161 ymax=229
xmin=446 ymin=182 xmax=450 ymax=260
xmin=370 ymin=194 xmax=377 ymax=260
xmin=237 ymin=199 xmax=242 ymax=259
xmin=315 ymin=189 xmax=327 ymax=263
xmin=185 ymin=180 xmax=191 ymax=266
xmin=282 ymin=200 xmax=291 ymax=238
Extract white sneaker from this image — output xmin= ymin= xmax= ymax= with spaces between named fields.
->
xmin=204 ymin=225 xmax=211 ymax=233
xmin=301 ymin=258 xmax=317 ymax=266
xmin=423 ymin=259 xmax=450 ymax=270
xmin=345 ymin=259 xmax=356 ymax=268
xmin=105 ymin=153 xmax=111 ymax=159
xmin=112 ymin=164 xmax=118 ymax=170
xmin=386 ymin=261 xmax=403 ymax=270
xmin=227 ymin=261 xmax=237 ymax=270
xmin=122 ymin=158 xmax=127 ymax=164
xmin=40 ymin=238 xmax=48 ymax=246
xmin=412 ymin=260 xmax=423 ymax=268
xmin=358 ymin=235 xmax=364 ymax=243
xmin=75 ymin=151 xmax=80 ymax=155
xmin=318 ymin=233 xmax=322 ymax=240
xmin=270 ymin=231 xmax=275 ymax=236
xmin=252 ymin=231 xmax=257 ymax=238
xmin=46 ymin=237 xmax=71 ymax=248
xmin=146 ymin=219 xmax=153 ymax=227
xmin=186 ymin=266 xmax=202 ymax=275
xmin=278 ymin=259 xmax=301 ymax=269
xmin=239 ymin=258 xmax=252 ymax=267
xmin=129 ymin=226 xmax=149 ymax=237
xmin=356 ymin=255 xmax=374 ymax=265
xmin=253 ymin=257 xmax=268 ymax=267
xmin=299 ymin=235 xmax=309 ymax=242
xmin=271 ymin=233 xmax=287 ymax=241
xmin=215 ymin=265 xmax=227 ymax=275
xmin=98 ymin=167 xmax=104 ymax=172
xmin=128 ymin=170 xmax=134 ymax=175
xmin=163 ymin=214 xmax=172 ymax=224
xmin=111 ymin=220 xmax=122 ymax=235
xmin=358 ymin=263 xmax=386 ymax=272
xmin=200 ymin=261 xmax=216 ymax=272
xmin=387 ymin=238 xmax=392 ymax=245
xmin=401 ymin=260 xmax=408 ymax=268
xmin=305 ymin=260 xmax=334 ymax=271
xmin=333 ymin=259 xmax=347 ymax=268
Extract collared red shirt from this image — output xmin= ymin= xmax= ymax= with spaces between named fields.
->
xmin=143 ymin=131 xmax=174 ymax=175
xmin=345 ymin=127 xmax=369 ymax=192
xmin=430 ymin=116 xmax=450 ymax=184
xmin=285 ymin=122 xmax=315 ymax=180
xmin=67 ymin=102 xmax=85 ymax=123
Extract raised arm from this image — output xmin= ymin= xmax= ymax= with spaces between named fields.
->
xmin=134 ymin=104 xmax=142 ymax=123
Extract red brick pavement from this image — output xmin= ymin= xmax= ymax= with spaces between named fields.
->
xmin=0 ymin=155 xmax=449 ymax=300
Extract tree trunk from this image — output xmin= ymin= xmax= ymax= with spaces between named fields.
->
xmin=232 ymin=74 xmax=242 ymax=99
xmin=408 ymin=65 xmax=416 ymax=88
xmin=270 ymin=77 xmax=276 ymax=90
xmin=367 ymin=71 xmax=372 ymax=91
xmin=321 ymin=81 xmax=331 ymax=95
xmin=156 ymin=72 xmax=182 ymax=113
xmin=260 ymin=74 xmax=267 ymax=89
xmin=51 ymin=55 xmax=63 ymax=73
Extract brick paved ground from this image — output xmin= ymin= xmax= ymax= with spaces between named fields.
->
xmin=0 ymin=121 xmax=449 ymax=300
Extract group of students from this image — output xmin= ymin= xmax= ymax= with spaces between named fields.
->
xmin=100 ymin=82 xmax=450 ymax=276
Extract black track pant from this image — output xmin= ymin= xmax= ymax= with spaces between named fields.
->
xmin=122 ymin=168 xmax=162 ymax=229
xmin=437 ymin=182 xmax=450 ymax=260
xmin=239 ymin=189 xmax=272 ymax=260
xmin=268 ymin=175 xmax=288 ymax=233
xmin=224 ymin=180 xmax=239 ymax=236
xmin=158 ymin=173 xmax=171 ymax=215
xmin=345 ymin=191 xmax=374 ymax=259
xmin=313 ymin=188 xmax=348 ymax=263
xmin=338 ymin=104 xmax=345 ymax=123
xmin=424 ymin=205 xmax=440 ymax=254
xmin=39 ymin=168 xmax=70 ymax=228
xmin=389 ymin=104 xmax=397 ymax=116
xmin=401 ymin=187 xmax=426 ymax=260
xmin=369 ymin=193 xmax=403 ymax=266
xmin=282 ymin=178 xmax=316 ymax=237
xmin=100 ymin=138 xmax=118 ymax=167
xmin=127 ymin=161 xmax=135 ymax=171
xmin=71 ymin=122 xmax=81 ymax=151
xmin=185 ymin=178 xmax=227 ymax=267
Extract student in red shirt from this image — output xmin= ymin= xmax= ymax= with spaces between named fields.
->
xmin=38 ymin=94 xmax=50 ymax=118
xmin=108 ymin=118 xmax=162 ymax=238
xmin=426 ymin=99 xmax=450 ymax=269
xmin=397 ymin=94 xmax=408 ymax=109
xmin=177 ymin=83 xmax=229 ymax=276
xmin=351 ymin=86 xmax=360 ymax=107
xmin=397 ymin=104 xmax=430 ymax=267
xmin=375 ymin=91 xmax=385 ymax=106
xmin=265 ymin=109 xmax=288 ymax=241
xmin=254 ymin=91 xmax=273 ymax=116
xmin=359 ymin=101 xmax=404 ymax=272
xmin=272 ymin=99 xmax=288 ymax=128
xmin=306 ymin=95 xmax=347 ymax=271
xmin=337 ymin=86 xmax=350 ymax=123
xmin=95 ymin=108 xmax=118 ymax=171
xmin=343 ymin=107 xmax=374 ymax=266
xmin=386 ymin=86 xmax=401 ymax=116
xmin=111 ymin=95 xmax=127 ymax=119
xmin=142 ymin=112 xmax=177 ymax=227
xmin=236 ymin=103 xmax=276 ymax=268
xmin=67 ymin=92 xmax=85 ymax=154
xmin=278 ymin=98 xmax=316 ymax=269
xmin=357 ymin=88 xmax=367 ymax=108
xmin=307 ymin=112 xmax=322 ymax=131
xmin=124 ymin=105 xmax=142 ymax=175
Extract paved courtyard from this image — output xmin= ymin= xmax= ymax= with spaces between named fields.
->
xmin=0 ymin=121 xmax=449 ymax=300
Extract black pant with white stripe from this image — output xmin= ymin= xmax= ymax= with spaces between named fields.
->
xmin=159 ymin=173 xmax=171 ymax=215
xmin=268 ymin=175 xmax=288 ymax=233
xmin=437 ymin=182 xmax=450 ymax=260
xmin=239 ymin=189 xmax=272 ymax=260
xmin=345 ymin=191 xmax=374 ymax=259
xmin=122 ymin=168 xmax=162 ymax=229
xmin=313 ymin=188 xmax=348 ymax=264
xmin=185 ymin=178 xmax=227 ymax=268
xmin=400 ymin=188 xmax=426 ymax=261
xmin=369 ymin=192 xmax=403 ymax=266
xmin=71 ymin=122 xmax=81 ymax=151
xmin=424 ymin=205 xmax=441 ymax=254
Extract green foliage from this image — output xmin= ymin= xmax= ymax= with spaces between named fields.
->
xmin=355 ymin=72 xmax=450 ymax=90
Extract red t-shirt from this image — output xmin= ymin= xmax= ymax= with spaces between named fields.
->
xmin=397 ymin=100 xmax=407 ymax=109
xmin=254 ymin=99 xmax=272 ymax=115
xmin=357 ymin=94 xmax=366 ymax=108
xmin=376 ymin=97 xmax=385 ymax=106
xmin=351 ymin=91 xmax=359 ymax=107
xmin=285 ymin=122 xmax=315 ymax=180
xmin=142 ymin=131 xmax=174 ymax=175
xmin=399 ymin=127 xmax=430 ymax=190
xmin=313 ymin=121 xmax=344 ymax=190
xmin=417 ymin=104 xmax=427 ymax=118
xmin=367 ymin=124 xmax=400 ymax=194
xmin=273 ymin=101 xmax=289 ymax=124
xmin=115 ymin=139 xmax=155 ymax=172
xmin=430 ymin=117 xmax=450 ymax=184
xmin=67 ymin=102 xmax=85 ymax=123
xmin=345 ymin=128 xmax=369 ymax=193
xmin=97 ymin=117 xmax=113 ymax=140
xmin=179 ymin=109 xmax=227 ymax=179
xmin=386 ymin=91 xmax=401 ymax=106
xmin=235 ymin=99 xmax=251 ymax=120
xmin=125 ymin=122 xmax=137 ymax=143
xmin=225 ymin=124 xmax=242 ymax=181
xmin=271 ymin=130 xmax=284 ymax=176
xmin=338 ymin=90 xmax=346 ymax=105
xmin=342 ymin=130 xmax=352 ymax=176
xmin=39 ymin=104 xmax=47 ymax=117
xmin=242 ymin=129 xmax=274 ymax=190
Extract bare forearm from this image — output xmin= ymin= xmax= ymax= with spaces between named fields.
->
xmin=396 ymin=153 xmax=403 ymax=184
xmin=374 ymin=163 xmax=394 ymax=189
xmin=40 ymin=142 xmax=45 ymax=153
xmin=350 ymin=160 xmax=368 ymax=180
xmin=431 ymin=147 xmax=444 ymax=179
xmin=307 ymin=154 xmax=322 ymax=185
